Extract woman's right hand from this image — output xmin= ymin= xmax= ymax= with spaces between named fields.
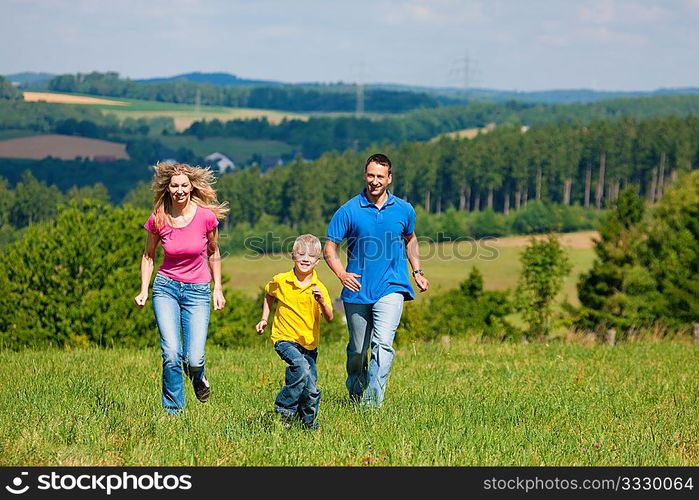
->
xmin=255 ymin=319 xmax=268 ymax=335
xmin=134 ymin=292 xmax=148 ymax=308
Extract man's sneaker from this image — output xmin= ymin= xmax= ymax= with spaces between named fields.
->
xmin=193 ymin=376 xmax=210 ymax=403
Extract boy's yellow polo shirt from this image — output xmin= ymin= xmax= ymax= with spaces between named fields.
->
xmin=264 ymin=269 xmax=332 ymax=350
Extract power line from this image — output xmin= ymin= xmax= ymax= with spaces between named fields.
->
xmin=448 ymin=54 xmax=480 ymax=99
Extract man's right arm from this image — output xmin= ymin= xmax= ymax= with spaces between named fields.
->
xmin=323 ymin=239 xmax=361 ymax=292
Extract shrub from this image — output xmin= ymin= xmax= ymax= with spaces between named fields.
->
xmin=397 ymin=267 xmax=518 ymax=344
xmin=0 ymin=201 xmax=155 ymax=349
xmin=515 ymin=235 xmax=572 ymax=339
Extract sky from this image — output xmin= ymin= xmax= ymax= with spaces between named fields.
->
xmin=1 ymin=0 xmax=698 ymax=92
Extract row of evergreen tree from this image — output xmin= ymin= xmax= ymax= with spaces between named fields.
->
xmin=211 ymin=115 xmax=699 ymax=231
xmin=2 ymin=114 xmax=695 ymax=247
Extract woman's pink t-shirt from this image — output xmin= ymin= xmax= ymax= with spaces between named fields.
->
xmin=144 ymin=205 xmax=219 ymax=283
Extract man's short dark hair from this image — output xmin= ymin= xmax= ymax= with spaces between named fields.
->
xmin=365 ymin=153 xmax=392 ymax=174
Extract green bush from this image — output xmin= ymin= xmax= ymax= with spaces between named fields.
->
xmin=576 ymin=173 xmax=698 ymax=335
xmin=397 ymin=267 xmax=518 ymax=344
xmin=515 ymin=235 xmax=572 ymax=339
xmin=510 ymin=201 xmax=561 ymax=234
xmin=469 ymin=209 xmax=508 ymax=238
xmin=0 ymin=201 xmax=155 ymax=349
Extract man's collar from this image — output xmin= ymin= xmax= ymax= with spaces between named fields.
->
xmin=360 ymin=189 xmax=396 ymax=208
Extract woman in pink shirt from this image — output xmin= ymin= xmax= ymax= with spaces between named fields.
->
xmin=134 ymin=162 xmax=229 ymax=414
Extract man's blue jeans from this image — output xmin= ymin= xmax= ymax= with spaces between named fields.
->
xmin=152 ymin=273 xmax=211 ymax=413
xmin=274 ymin=340 xmax=320 ymax=426
xmin=344 ymin=292 xmax=405 ymax=407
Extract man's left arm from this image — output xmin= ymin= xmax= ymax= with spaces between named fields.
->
xmin=405 ymin=232 xmax=429 ymax=292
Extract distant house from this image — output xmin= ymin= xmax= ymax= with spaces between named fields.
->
xmin=204 ymin=152 xmax=236 ymax=174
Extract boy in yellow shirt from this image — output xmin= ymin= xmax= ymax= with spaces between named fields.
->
xmin=255 ymin=234 xmax=333 ymax=430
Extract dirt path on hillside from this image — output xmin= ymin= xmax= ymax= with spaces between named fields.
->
xmin=490 ymin=231 xmax=598 ymax=249
xmin=23 ymin=92 xmax=130 ymax=106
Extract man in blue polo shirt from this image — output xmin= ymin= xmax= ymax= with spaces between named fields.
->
xmin=324 ymin=153 xmax=429 ymax=407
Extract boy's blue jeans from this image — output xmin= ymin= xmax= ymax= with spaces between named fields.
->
xmin=152 ymin=273 xmax=211 ymax=413
xmin=274 ymin=340 xmax=320 ymax=426
xmin=344 ymin=292 xmax=405 ymax=407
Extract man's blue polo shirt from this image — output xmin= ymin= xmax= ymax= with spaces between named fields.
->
xmin=327 ymin=189 xmax=416 ymax=304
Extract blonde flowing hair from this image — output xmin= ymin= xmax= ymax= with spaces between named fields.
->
xmin=150 ymin=162 xmax=229 ymax=230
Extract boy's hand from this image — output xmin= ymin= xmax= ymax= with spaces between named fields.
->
xmin=312 ymin=287 xmax=325 ymax=305
xmin=255 ymin=319 xmax=268 ymax=335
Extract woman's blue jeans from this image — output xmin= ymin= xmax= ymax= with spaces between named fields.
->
xmin=344 ymin=292 xmax=405 ymax=407
xmin=273 ymin=340 xmax=321 ymax=426
xmin=152 ymin=273 xmax=210 ymax=413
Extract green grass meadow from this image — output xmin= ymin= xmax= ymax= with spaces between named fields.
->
xmin=87 ymin=96 xmax=309 ymax=131
xmin=0 ymin=340 xmax=696 ymax=466
xmin=1 ymin=233 xmax=695 ymax=467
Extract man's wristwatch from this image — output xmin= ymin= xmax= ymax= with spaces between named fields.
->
xmin=412 ymin=269 xmax=424 ymax=276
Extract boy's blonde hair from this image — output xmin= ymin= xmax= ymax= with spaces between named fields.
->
xmin=292 ymin=234 xmax=321 ymax=259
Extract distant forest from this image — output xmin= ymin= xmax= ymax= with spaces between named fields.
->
xmin=46 ymin=71 xmax=439 ymax=113
xmin=184 ymin=94 xmax=699 ymax=158
xmin=1 ymin=74 xmax=698 ymax=229
xmin=210 ymin=115 xmax=699 ymax=231
xmin=5 ymin=75 xmax=699 ymax=161
xmin=2 ymin=114 xmax=694 ymax=233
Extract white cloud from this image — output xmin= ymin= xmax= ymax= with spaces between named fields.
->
xmin=627 ymin=3 xmax=672 ymax=22
xmin=390 ymin=0 xmax=488 ymax=26
xmin=579 ymin=0 xmax=615 ymax=24
xmin=583 ymin=25 xmax=647 ymax=48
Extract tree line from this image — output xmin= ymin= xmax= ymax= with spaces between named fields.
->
xmin=184 ymin=95 xmax=699 ymax=159
xmin=0 ymin=99 xmax=174 ymax=138
xmin=2 ymin=114 xmax=695 ymax=254
xmin=0 ymin=76 xmax=22 ymax=100
xmin=47 ymin=71 xmax=439 ymax=113
xmin=4 ymin=86 xmax=699 ymax=165
xmin=211 ymin=115 xmax=698 ymax=233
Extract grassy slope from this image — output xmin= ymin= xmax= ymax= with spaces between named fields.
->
xmin=80 ymin=95 xmax=310 ymax=129
xmin=0 ymin=340 xmax=695 ymax=466
xmin=157 ymin=136 xmax=294 ymax=163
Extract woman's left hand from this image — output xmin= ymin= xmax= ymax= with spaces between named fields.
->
xmin=213 ymin=288 xmax=226 ymax=310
